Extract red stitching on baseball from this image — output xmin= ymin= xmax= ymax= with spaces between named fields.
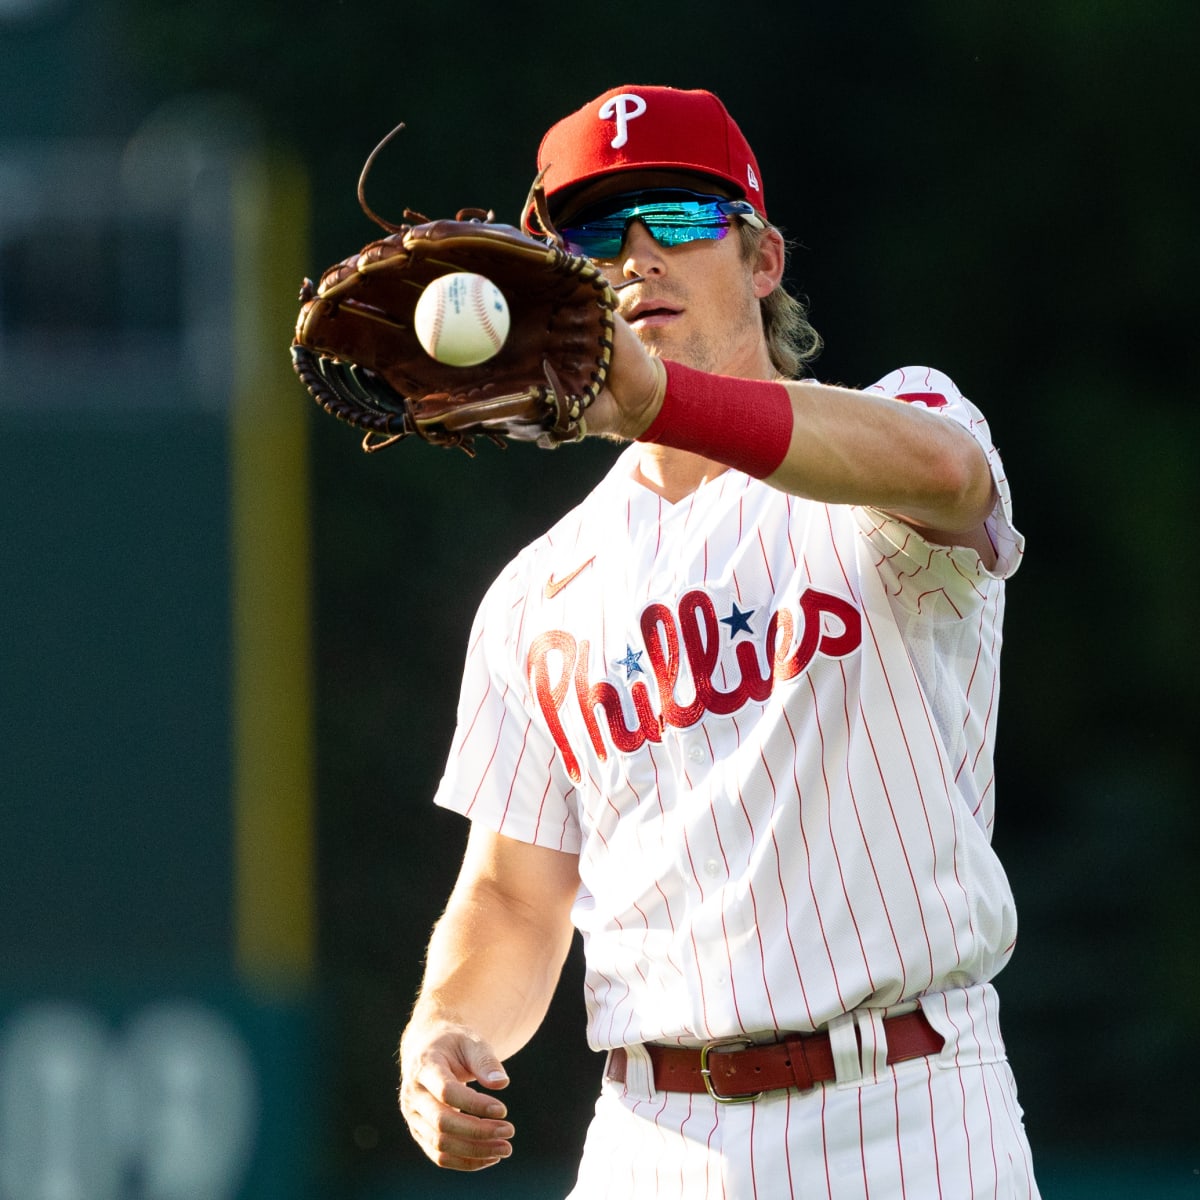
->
xmin=471 ymin=278 xmax=503 ymax=350
xmin=429 ymin=282 xmax=446 ymax=357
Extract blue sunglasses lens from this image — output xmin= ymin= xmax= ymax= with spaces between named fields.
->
xmin=560 ymin=192 xmax=758 ymax=259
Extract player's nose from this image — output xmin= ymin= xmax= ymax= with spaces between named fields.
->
xmin=620 ymin=220 xmax=667 ymax=280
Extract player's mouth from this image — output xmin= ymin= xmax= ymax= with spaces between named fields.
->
xmin=625 ymin=299 xmax=684 ymax=329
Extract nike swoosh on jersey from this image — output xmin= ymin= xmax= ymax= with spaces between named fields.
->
xmin=544 ymin=557 xmax=596 ymax=599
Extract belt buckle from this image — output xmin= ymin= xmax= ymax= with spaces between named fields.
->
xmin=698 ymin=1037 xmax=764 ymax=1105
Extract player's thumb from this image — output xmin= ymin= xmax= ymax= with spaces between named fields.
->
xmin=466 ymin=1039 xmax=509 ymax=1090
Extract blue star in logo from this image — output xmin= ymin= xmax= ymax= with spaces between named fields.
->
xmin=615 ymin=646 xmax=644 ymax=678
xmin=720 ymin=603 xmax=755 ymax=639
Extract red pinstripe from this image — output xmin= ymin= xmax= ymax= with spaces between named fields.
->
xmin=747 ymin=1101 xmax=760 ymax=1200
xmin=972 ymin=989 xmax=1003 ymax=1195
xmin=988 ymin=1060 xmax=1037 ymax=1196
xmin=702 ymin=1100 xmax=720 ymax=1199
xmin=753 ymin=748 xmax=787 ymax=1029
xmin=955 ymin=608 xmax=989 ymax=783
xmin=462 ymin=689 xmax=511 ymax=820
xmin=857 ymin=697 xmax=938 ymax=988
xmin=881 ymin=616 xmax=977 ymax=962
xmin=836 ymin=659 xmax=906 ymax=990
xmin=972 ymin=595 xmax=1004 ymax=776
xmin=782 ymin=1090 xmax=797 ymax=1199
xmin=891 ymin=1066 xmax=909 ymax=1200
xmin=726 ymin=715 xmax=771 ymax=1033
xmin=923 ymin=1056 xmax=946 ymax=1200
xmin=820 ymin=1083 xmax=835 ymax=1200
xmin=791 ymin=688 xmax=851 ymax=1009
xmin=530 ymin=748 xmax=558 ymax=844
xmin=762 ymin=735 xmax=818 ymax=1010
xmin=676 ymin=1092 xmax=694 ymax=1198
xmin=882 ymin=641 xmax=965 ymax=903
xmin=856 ymin=1085 xmax=869 ymax=1198
xmin=495 ymin=714 xmax=535 ymax=832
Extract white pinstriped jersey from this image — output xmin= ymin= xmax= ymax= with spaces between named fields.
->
xmin=433 ymin=366 xmax=1025 ymax=1050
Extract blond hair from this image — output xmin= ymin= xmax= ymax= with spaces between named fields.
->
xmin=738 ymin=223 xmax=822 ymax=379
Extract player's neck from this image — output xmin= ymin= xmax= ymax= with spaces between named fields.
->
xmin=632 ymin=445 xmax=730 ymax=503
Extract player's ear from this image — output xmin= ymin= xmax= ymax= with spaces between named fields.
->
xmin=751 ymin=226 xmax=786 ymax=298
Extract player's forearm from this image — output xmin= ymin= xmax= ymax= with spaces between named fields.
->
xmin=406 ymin=882 xmax=574 ymax=1062
xmin=768 ymin=380 xmax=996 ymax=531
xmin=632 ymin=361 xmax=995 ymax=533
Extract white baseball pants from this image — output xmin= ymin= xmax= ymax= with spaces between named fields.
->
xmin=566 ymin=984 xmax=1040 ymax=1200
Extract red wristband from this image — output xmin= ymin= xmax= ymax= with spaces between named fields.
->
xmin=639 ymin=360 xmax=794 ymax=479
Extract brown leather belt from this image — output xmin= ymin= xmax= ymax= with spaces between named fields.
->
xmin=606 ymin=1010 xmax=944 ymax=1103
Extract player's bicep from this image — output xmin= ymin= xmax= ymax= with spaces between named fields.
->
xmin=885 ymin=455 xmax=999 ymax=569
xmin=456 ymin=824 xmax=580 ymax=945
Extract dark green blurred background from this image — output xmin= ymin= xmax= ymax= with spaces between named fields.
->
xmin=2 ymin=1 xmax=1197 ymax=1196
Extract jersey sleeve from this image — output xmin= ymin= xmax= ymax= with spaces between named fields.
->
xmin=432 ymin=562 xmax=582 ymax=854
xmin=853 ymin=366 xmax=1024 ymax=615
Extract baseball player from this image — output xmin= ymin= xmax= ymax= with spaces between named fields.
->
xmin=398 ymin=84 xmax=1041 ymax=1198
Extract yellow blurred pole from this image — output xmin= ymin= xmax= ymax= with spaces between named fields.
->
xmin=229 ymin=149 xmax=315 ymax=987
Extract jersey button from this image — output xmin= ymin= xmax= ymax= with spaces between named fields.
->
xmin=704 ymin=859 xmax=721 ymax=878
xmin=687 ymin=744 xmax=705 ymax=763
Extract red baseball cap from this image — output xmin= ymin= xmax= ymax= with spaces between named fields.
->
xmin=527 ymin=84 xmax=767 ymax=228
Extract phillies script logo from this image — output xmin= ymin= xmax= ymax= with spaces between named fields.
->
xmin=527 ymin=587 xmax=862 ymax=783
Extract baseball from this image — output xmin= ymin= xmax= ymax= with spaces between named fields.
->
xmin=414 ymin=272 xmax=510 ymax=367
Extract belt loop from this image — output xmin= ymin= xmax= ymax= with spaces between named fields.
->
xmin=783 ymin=1034 xmax=814 ymax=1091
xmin=828 ymin=1012 xmax=862 ymax=1086
xmin=856 ymin=1009 xmax=890 ymax=1081
xmin=609 ymin=1043 xmax=656 ymax=1100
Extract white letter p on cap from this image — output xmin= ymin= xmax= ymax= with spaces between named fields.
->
xmin=598 ymin=93 xmax=648 ymax=149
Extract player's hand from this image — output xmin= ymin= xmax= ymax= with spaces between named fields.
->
xmin=584 ymin=313 xmax=666 ymax=441
xmin=398 ymin=1023 xmax=515 ymax=1171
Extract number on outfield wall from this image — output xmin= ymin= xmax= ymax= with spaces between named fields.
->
xmin=0 ymin=1002 xmax=258 ymax=1200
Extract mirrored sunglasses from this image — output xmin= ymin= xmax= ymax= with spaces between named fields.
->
xmin=558 ymin=189 xmax=765 ymax=260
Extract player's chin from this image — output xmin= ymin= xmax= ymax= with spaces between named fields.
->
xmin=633 ymin=325 xmax=684 ymax=359
xmin=640 ymin=331 xmax=714 ymax=374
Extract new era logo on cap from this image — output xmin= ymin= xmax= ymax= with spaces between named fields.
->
xmin=527 ymin=84 xmax=767 ymax=230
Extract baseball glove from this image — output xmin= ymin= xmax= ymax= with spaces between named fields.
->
xmin=292 ymin=126 xmax=618 ymax=454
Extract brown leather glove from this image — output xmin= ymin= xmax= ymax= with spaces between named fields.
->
xmin=293 ymin=184 xmax=617 ymax=455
